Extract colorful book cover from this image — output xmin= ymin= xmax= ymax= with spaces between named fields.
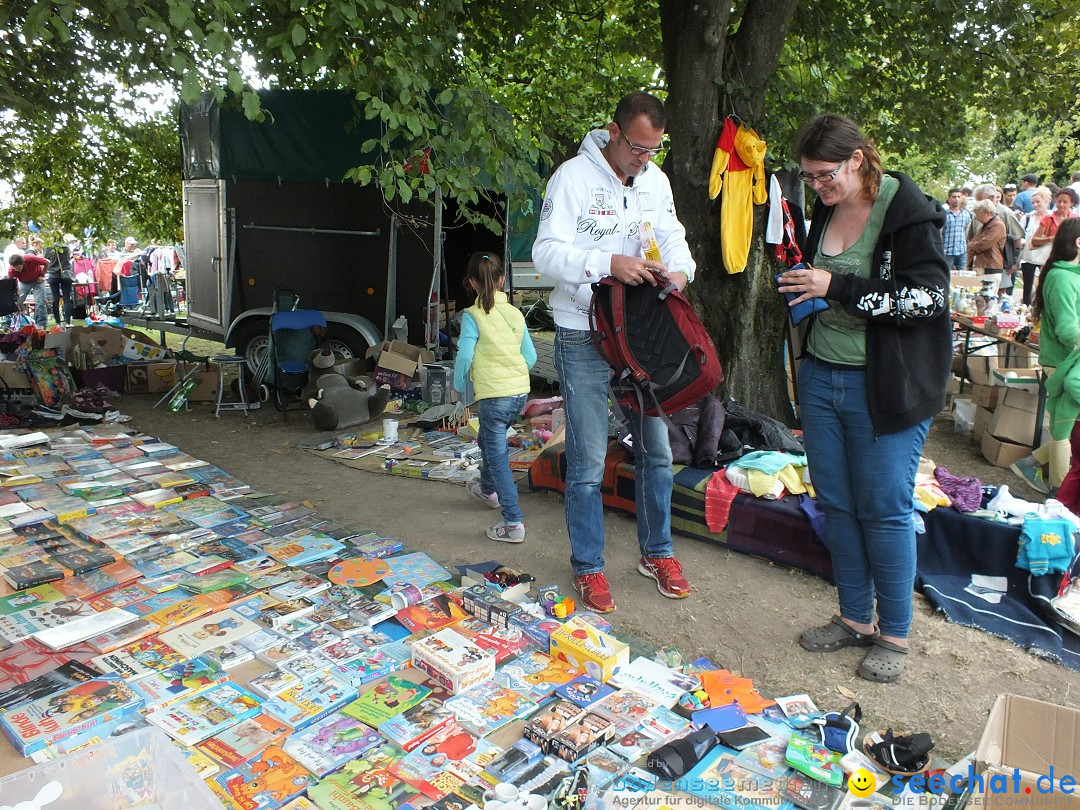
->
xmin=157 ymin=609 xmax=261 ymax=656
xmin=261 ymin=599 xmax=317 ymax=628
xmin=213 ymin=744 xmax=315 ymax=810
xmin=91 ymin=637 xmax=187 ymax=680
xmin=248 ymin=668 xmax=301 ymax=699
xmin=0 ymin=596 xmax=98 ymax=644
xmin=0 ymin=660 xmax=101 ymax=712
xmin=452 ymin=617 xmax=531 ymax=664
xmin=0 ymin=673 xmax=144 ymax=755
xmin=204 ymin=641 xmax=255 ymax=670
xmin=342 ymin=675 xmax=431 ymax=727
xmin=283 ymin=711 xmax=383 ymax=776
xmin=785 ymin=732 xmax=845 ymax=787
xmin=377 ymin=699 xmax=455 ymax=752
xmin=333 ymin=641 xmax=412 ymax=688
xmin=146 ymin=681 xmax=263 ymax=745
xmin=389 ymin=723 xmax=500 ymax=800
xmin=197 ymin=713 xmax=293 ymax=768
xmin=554 ymin=675 xmax=617 ymax=708
xmin=121 ymin=589 xmax=191 ymax=618
xmin=262 ymin=534 xmax=345 ymax=567
xmin=260 ymin=668 xmax=355 ymax=730
xmin=138 ymin=596 xmax=213 ymax=630
xmin=129 ymin=655 xmax=227 ymax=708
xmin=381 ymin=551 xmax=452 ymax=590
xmin=443 ymin=680 xmax=538 ymax=737
xmin=395 ymin=593 xmax=467 ymax=633
xmin=305 ymin=744 xmax=419 ymax=810
xmin=0 ymin=583 xmax=65 ymax=615
xmin=86 ymin=583 xmax=154 ymax=611
xmin=595 ymin=690 xmax=660 ymax=736
xmin=683 ymin=748 xmax=796 ymax=809
xmin=494 ymin=651 xmax=581 ymax=703
xmin=84 ymin=618 xmax=156 ymax=654
xmin=607 ymin=656 xmax=701 ymax=709
xmin=607 ymin=706 xmax=690 ymax=764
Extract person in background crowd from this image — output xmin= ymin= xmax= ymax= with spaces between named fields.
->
xmin=968 ymin=199 xmax=1007 ymax=292
xmin=533 ymin=91 xmax=696 ymax=614
xmin=1003 ymin=184 xmax=1018 ymax=209
xmin=1030 ymin=188 xmax=1079 ymax=251
xmin=3 ymin=236 xmax=26 ymax=266
xmin=1068 ymin=171 xmax=1080 ymax=197
xmin=1013 ymin=174 xmax=1039 ymax=214
xmin=969 ymin=182 xmax=1025 ymax=292
xmin=28 ymin=236 xmax=43 ymax=254
xmin=779 ymin=113 xmax=950 ymax=684
xmin=961 ymin=187 xmax=974 ymax=211
xmin=7 ymin=253 xmax=49 ymax=329
xmin=43 ymin=236 xmax=74 ymax=326
xmin=1014 ymin=219 xmax=1080 ymax=502
xmin=942 ymin=188 xmax=973 ymax=272
xmin=1017 ymin=186 xmax=1054 ymax=305
xmin=455 ymin=252 xmax=537 ymax=543
xmin=993 ymin=186 xmax=1004 ymax=205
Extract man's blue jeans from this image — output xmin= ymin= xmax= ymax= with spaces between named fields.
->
xmin=946 ymin=253 xmax=966 ymax=272
xmin=476 ymin=394 xmax=527 ymax=525
xmin=16 ymin=280 xmax=48 ymax=328
xmin=798 ymin=358 xmax=929 ymax=639
xmin=555 ymin=327 xmax=673 ymax=575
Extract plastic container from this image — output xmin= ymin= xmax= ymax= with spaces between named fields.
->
xmin=0 ymin=726 xmax=221 ymax=809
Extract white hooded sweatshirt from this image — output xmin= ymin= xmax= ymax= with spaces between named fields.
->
xmin=533 ymin=129 xmax=697 ymax=331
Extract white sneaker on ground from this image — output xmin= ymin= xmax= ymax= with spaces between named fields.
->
xmin=466 ymin=481 xmax=500 ymax=509
xmin=486 ymin=522 xmax=525 ymax=543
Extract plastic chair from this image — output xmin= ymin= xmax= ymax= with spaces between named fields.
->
xmin=269 ymin=308 xmax=327 ymax=419
xmin=118 ymin=274 xmax=141 ymax=307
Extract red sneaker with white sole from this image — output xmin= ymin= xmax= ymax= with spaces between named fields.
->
xmin=638 ymin=556 xmax=691 ymax=598
xmin=573 ymin=572 xmax=616 ymax=613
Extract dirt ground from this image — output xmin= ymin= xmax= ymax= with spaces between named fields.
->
xmin=115 ymin=384 xmax=1077 ymax=763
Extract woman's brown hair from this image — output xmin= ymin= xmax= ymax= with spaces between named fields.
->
xmin=793 ymin=114 xmax=883 ymax=201
xmin=464 ymin=251 xmax=504 ymax=313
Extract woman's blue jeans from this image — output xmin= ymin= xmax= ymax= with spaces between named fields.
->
xmin=798 ymin=358 xmax=930 ymax=638
xmin=555 ymin=327 xmax=673 ymax=575
xmin=476 ymin=394 xmax=527 ymax=525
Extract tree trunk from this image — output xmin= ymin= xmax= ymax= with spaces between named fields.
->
xmin=658 ymin=0 xmax=802 ymax=424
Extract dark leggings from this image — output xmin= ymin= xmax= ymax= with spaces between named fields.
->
xmin=1019 ymin=262 xmax=1039 ymax=305
xmin=49 ymin=278 xmax=74 ymax=325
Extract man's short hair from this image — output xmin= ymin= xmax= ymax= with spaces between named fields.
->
xmin=1022 ymin=173 xmax=1039 ymax=185
xmin=124 ymin=237 xmax=137 ymax=247
xmin=8 ymin=254 xmax=22 ymax=266
xmin=973 ymin=183 xmax=997 ymax=200
xmin=961 ymin=187 xmax=973 ymax=195
xmin=613 ymin=92 xmax=666 ymax=132
xmin=948 ymin=187 xmax=962 ymax=196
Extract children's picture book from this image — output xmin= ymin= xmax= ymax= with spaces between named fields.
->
xmin=608 ymin=656 xmax=701 ymax=709
xmin=343 ymin=674 xmax=431 ymax=727
xmin=0 ymin=673 xmax=144 ymax=755
xmin=214 ymin=744 xmax=316 ymax=810
xmin=138 ymin=596 xmax=214 ymax=630
xmin=257 ymin=638 xmax=307 ymax=667
xmin=381 ymin=551 xmax=452 ymax=591
xmin=494 ymin=651 xmax=581 ymax=703
xmin=785 ymin=732 xmax=844 ymax=787
xmin=377 ymin=698 xmax=455 ymax=752
xmin=260 ymin=668 xmax=356 ymax=730
xmin=248 ymin=668 xmax=301 ymax=699
xmin=91 ymin=636 xmax=186 ymax=680
xmin=263 ymin=534 xmax=345 ymax=567
xmin=0 ymin=660 xmax=101 ymax=712
xmin=146 ymin=681 xmax=263 ymax=744
xmin=86 ymin=583 xmax=154 ymax=612
xmin=596 ymin=690 xmax=660 ymax=736
xmin=305 ymin=744 xmax=419 ymax=810
xmin=283 ymin=711 xmax=383 ymax=776
xmin=204 ymin=641 xmax=255 ymax=670
xmin=197 ymin=713 xmax=294 ymax=768
xmin=0 ymin=596 xmax=99 ymax=643
xmin=280 ymin=652 xmax=333 ymax=681
xmin=84 ymin=617 xmax=156 ymax=654
xmin=0 ymin=583 xmax=65 ymax=615
xmin=261 ymin=599 xmax=317 ymax=629
xmin=388 ymin=722 xmax=489 ymax=799
xmin=554 ymin=676 xmax=616 ymax=709
xmin=395 ymin=593 xmax=468 ymax=633
xmin=333 ymin=641 xmax=412 ymax=688
xmin=607 ymin=706 xmax=690 ymax=765
xmin=157 ymin=608 xmax=261 ymax=656
xmin=443 ymin=680 xmax=538 ymax=737
xmin=129 ymin=655 xmax=227 ymax=708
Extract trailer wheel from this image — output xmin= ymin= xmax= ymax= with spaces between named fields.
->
xmin=327 ymin=326 xmax=370 ymax=366
xmin=232 ymin=319 xmax=271 ymax=377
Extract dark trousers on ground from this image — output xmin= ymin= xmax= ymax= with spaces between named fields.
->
xmin=49 ymin=278 xmax=74 ymax=325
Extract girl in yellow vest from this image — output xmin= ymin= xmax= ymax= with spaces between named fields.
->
xmin=454 ymin=252 xmax=537 ymax=542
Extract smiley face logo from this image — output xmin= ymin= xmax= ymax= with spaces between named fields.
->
xmin=847 ymin=769 xmax=877 ymax=798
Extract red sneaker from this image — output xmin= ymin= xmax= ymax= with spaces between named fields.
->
xmin=638 ymin=556 xmax=691 ymax=598
xmin=573 ymin=572 xmax=616 ymax=613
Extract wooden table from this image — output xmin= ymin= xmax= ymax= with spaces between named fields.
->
xmin=951 ymin=313 xmax=1046 ymax=446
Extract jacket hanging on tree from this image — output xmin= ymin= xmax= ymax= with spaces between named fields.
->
xmin=708 ymin=118 xmax=768 ymax=274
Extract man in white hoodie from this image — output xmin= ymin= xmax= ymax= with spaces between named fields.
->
xmin=533 ymin=92 xmax=697 ymax=614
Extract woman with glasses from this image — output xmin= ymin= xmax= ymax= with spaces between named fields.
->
xmin=777 ymin=114 xmax=950 ymax=684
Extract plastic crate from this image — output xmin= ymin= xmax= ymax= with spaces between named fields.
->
xmin=0 ymin=726 xmax=221 ymax=810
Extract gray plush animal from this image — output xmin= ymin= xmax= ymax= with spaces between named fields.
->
xmin=307 ymin=373 xmax=391 ymax=431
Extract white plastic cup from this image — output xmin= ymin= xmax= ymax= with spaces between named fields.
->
xmin=389 ymin=583 xmax=423 ymax=609
xmin=484 ymin=784 xmax=519 ymax=803
xmin=382 ymin=418 xmax=399 ymax=442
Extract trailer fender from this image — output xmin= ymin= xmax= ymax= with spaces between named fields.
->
xmin=225 ymin=309 xmax=383 ymax=373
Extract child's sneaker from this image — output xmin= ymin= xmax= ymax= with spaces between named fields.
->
xmin=1010 ymin=456 xmax=1050 ymax=495
xmin=466 ymin=481 xmax=500 ymax=509
xmin=486 ymin=522 xmax=525 ymax=543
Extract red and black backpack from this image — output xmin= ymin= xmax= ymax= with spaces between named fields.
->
xmin=588 ymin=270 xmax=723 ymax=417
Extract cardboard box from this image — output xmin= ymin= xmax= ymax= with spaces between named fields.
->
xmin=122 ymin=334 xmax=168 ymax=362
xmin=72 ymin=325 xmax=124 ymax=360
xmin=72 ymin=365 xmax=126 ymax=393
xmin=993 ymin=367 xmax=1041 ymax=394
xmin=409 ymin=628 xmax=496 ymax=694
xmin=522 ymin=698 xmax=587 ymax=755
xmin=0 ymin=361 xmax=30 ymax=390
xmin=125 ymin=361 xmax=178 ymax=394
xmin=177 ymin=362 xmax=220 ymax=402
xmin=951 ymin=273 xmax=984 ymax=289
xmin=988 ymin=388 xmax=1042 ymax=445
xmin=981 ymin=433 xmax=1031 ymax=468
xmin=975 ymin=694 xmax=1080 ymax=809
xmin=365 ymin=340 xmax=435 ymax=391
xmin=999 ymin=344 xmax=1033 ymax=366
xmin=965 ymin=355 xmax=999 ymax=386
xmin=421 ymin=363 xmax=453 ymax=406
xmin=974 ymin=405 xmax=994 ymax=441
xmin=970 ymin=383 xmax=1000 ymax=409
xmin=460 ymin=584 xmax=523 ymax=629
xmin=549 ymin=616 xmax=630 ymax=683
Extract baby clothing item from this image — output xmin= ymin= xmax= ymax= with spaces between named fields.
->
xmin=708 ymin=117 xmax=767 ymax=274
xmin=1017 ymin=516 xmax=1077 ymax=576
xmin=934 ymin=466 xmax=983 ymax=513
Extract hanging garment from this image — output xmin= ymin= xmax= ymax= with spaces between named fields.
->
xmin=708 ymin=118 xmax=768 ymax=274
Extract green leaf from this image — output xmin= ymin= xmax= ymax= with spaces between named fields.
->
xmin=291 ymin=23 xmax=306 ymax=46
xmin=397 ymin=179 xmax=413 ymax=203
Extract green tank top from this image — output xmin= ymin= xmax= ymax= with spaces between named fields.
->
xmin=808 ymin=175 xmax=900 ymax=366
